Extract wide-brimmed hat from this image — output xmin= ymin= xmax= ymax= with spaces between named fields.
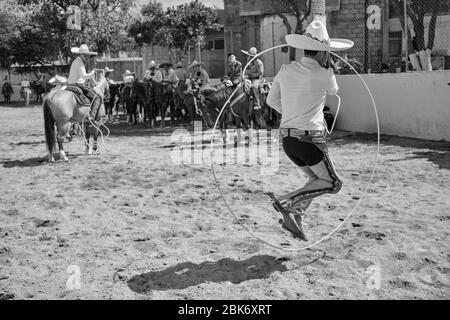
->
xmin=188 ymin=60 xmax=203 ymax=69
xmin=159 ymin=62 xmax=173 ymax=68
xmin=148 ymin=60 xmax=157 ymax=68
xmin=122 ymin=70 xmax=135 ymax=77
xmin=48 ymin=75 xmax=68 ymax=84
xmin=285 ymin=21 xmax=354 ymax=52
xmin=241 ymin=47 xmax=258 ymax=56
xmin=175 ymin=62 xmax=183 ymax=68
xmin=71 ymin=44 xmax=98 ymax=56
xmin=104 ymin=67 xmax=114 ymax=73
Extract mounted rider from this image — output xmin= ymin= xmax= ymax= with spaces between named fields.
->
xmin=158 ymin=62 xmax=179 ymax=90
xmin=104 ymin=67 xmax=115 ymax=85
xmin=174 ymin=62 xmax=188 ymax=103
xmin=188 ymin=60 xmax=209 ymax=91
xmin=2 ymin=77 xmax=13 ymax=103
xmin=20 ymin=76 xmax=31 ymax=100
xmin=67 ymin=44 xmax=101 ymax=122
xmin=241 ymin=47 xmax=264 ymax=111
xmin=143 ymin=60 xmax=162 ymax=82
xmin=225 ymin=54 xmax=242 ymax=87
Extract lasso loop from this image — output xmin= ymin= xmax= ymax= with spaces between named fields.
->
xmin=209 ymin=45 xmax=381 ymax=252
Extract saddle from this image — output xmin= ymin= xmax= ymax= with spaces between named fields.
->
xmin=64 ymin=85 xmax=91 ymax=106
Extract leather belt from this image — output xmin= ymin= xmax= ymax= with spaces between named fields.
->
xmin=280 ymin=128 xmax=324 ymax=137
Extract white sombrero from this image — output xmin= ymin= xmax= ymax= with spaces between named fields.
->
xmin=148 ymin=60 xmax=157 ymax=68
xmin=71 ymin=44 xmax=98 ymax=56
xmin=188 ymin=60 xmax=203 ymax=69
xmin=241 ymin=47 xmax=258 ymax=56
xmin=285 ymin=21 xmax=354 ymax=52
xmin=122 ymin=70 xmax=135 ymax=77
xmin=48 ymin=75 xmax=67 ymax=84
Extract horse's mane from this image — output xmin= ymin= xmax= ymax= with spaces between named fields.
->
xmin=201 ymin=82 xmax=233 ymax=104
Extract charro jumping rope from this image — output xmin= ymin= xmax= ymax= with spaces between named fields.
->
xmin=209 ymin=44 xmax=381 ymax=252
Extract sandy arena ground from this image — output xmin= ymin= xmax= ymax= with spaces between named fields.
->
xmin=0 ymin=102 xmax=449 ymax=300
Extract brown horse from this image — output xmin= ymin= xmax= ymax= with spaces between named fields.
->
xmin=150 ymin=79 xmax=173 ymax=128
xmin=201 ymin=82 xmax=252 ymax=131
xmin=43 ymin=71 xmax=109 ymax=162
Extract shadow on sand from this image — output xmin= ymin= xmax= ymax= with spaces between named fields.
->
xmin=329 ymin=132 xmax=450 ymax=170
xmin=0 ymin=156 xmax=48 ymax=168
xmin=127 ymin=255 xmax=288 ymax=293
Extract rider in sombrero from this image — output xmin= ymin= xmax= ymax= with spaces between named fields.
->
xmin=67 ymin=44 xmax=101 ymax=123
xmin=104 ymin=67 xmax=115 ymax=85
xmin=267 ymin=20 xmax=354 ymax=241
xmin=241 ymin=47 xmax=264 ymax=111
xmin=188 ymin=60 xmax=209 ymax=89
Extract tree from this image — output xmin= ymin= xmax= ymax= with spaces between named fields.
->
xmin=128 ymin=1 xmax=166 ymax=46
xmin=129 ymin=0 xmax=220 ymax=63
xmin=390 ymin=0 xmax=446 ymax=71
xmin=264 ymin=0 xmax=312 ymax=60
xmin=0 ymin=0 xmax=136 ymax=73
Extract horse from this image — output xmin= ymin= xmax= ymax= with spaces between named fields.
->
xmin=21 ymin=87 xmax=32 ymax=106
xmin=2 ymin=82 xmax=13 ymax=103
xmin=106 ymin=82 xmax=122 ymax=120
xmin=150 ymin=79 xmax=174 ymax=128
xmin=122 ymin=79 xmax=147 ymax=124
xmin=30 ymin=80 xmax=48 ymax=104
xmin=201 ymin=82 xmax=252 ymax=132
xmin=43 ymin=71 xmax=109 ymax=162
xmin=172 ymin=80 xmax=202 ymax=125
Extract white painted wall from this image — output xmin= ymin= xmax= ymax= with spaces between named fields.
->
xmin=326 ymin=71 xmax=450 ymax=141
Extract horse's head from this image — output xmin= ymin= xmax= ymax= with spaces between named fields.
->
xmin=93 ymin=70 xmax=110 ymax=101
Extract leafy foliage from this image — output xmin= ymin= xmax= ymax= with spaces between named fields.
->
xmin=0 ymin=0 xmax=136 ymax=69
xmin=128 ymin=0 xmax=220 ymax=62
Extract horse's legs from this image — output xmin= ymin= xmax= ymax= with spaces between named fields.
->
xmin=57 ymin=123 xmax=71 ymax=162
xmin=85 ymin=127 xmax=92 ymax=155
xmin=93 ymin=131 xmax=99 ymax=154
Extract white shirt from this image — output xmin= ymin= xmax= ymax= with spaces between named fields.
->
xmin=20 ymin=80 xmax=30 ymax=88
xmin=144 ymin=69 xmax=162 ymax=81
xmin=267 ymin=57 xmax=338 ymax=131
xmin=68 ymin=56 xmax=94 ymax=85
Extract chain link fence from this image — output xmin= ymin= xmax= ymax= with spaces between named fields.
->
xmin=328 ymin=0 xmax=450 ymax=74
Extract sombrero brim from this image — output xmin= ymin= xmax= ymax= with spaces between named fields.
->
xmin=188 ymin=63 xmax=203 ymax=69
xmin=71 ymin=48 xmax=98 ymax=55
xmin=159 ymin=63 xmax=173 ymax=68
xmin=241 ymin=50 xmax=256 ymax=56
xmin=48 ymin=76 xmax=67 ymax=84
xmin=285 ymin=34 xmax=354 ymax=52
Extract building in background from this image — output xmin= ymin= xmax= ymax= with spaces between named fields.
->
xmin=223 ymin=0 xmax=450 ymax=77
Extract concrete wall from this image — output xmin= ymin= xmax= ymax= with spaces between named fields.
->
xmin=326 ymin=70 xmax=450 ymax=141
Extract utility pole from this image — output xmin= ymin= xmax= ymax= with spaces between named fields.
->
xmin=403 ymin=0 xmax=408 ymax=72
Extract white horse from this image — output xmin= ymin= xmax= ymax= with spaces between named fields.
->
xmin=43 ymin=71 xmax=109 ymax=162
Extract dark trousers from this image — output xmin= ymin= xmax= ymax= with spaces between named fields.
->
xmin=76 ymin=84 xmax=101 ymax=119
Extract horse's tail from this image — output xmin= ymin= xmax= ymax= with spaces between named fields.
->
xmin=43 ymin=96 xmax=55 ymax=155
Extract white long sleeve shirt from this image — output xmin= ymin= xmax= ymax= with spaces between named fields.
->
xmin=68 ymin=56 xmax=94 ymax=85
xmin=267 ymin=57 xmax=338 ymax=131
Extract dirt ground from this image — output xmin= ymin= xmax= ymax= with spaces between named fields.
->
xmin=0 ymin=102 xmax=449 ymax=300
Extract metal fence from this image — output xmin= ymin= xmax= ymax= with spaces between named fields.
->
xmin=329 ymin=0 xmax=450 ymax=74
